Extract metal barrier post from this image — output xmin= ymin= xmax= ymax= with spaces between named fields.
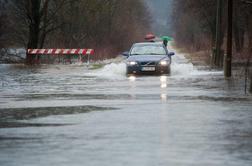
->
xmin=87 ymin=54 xmax=90 ymax=68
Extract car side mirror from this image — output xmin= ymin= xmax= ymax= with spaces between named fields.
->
xmin=122 ymin=51 xmax=129 ymax=57
xmin=168 ymin=52 xmax=175 ymax=56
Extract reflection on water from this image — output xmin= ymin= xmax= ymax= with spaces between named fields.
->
xmin=0 ymin=106 xmax=114 ymax=121
xmin=160 ymin=76 xmax=168 ymax=102
xmin=160 ymin=93 xmax=167 ymax=102
xmin=0 ymin=53 xmax=252 ymax=166
xmin=128 ymin=76 xmax=136 ymax=100
xmin=160 ymin=83 xmax=167 ymax=88
xmin=128 ymin=75 xmax=136 ymax=82
xmin=160 ymin=75 xmax=167 ymax=82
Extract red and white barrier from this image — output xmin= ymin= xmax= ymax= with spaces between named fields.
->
xmin=27 ymin=49 xmax=94 ymax=55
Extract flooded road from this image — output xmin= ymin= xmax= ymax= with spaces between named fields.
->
xmin=0 ymin=51 xmax=252 ymax=166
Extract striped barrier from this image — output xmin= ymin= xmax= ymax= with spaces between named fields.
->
xmin=27 ymin=49 xmax=94 ymax=55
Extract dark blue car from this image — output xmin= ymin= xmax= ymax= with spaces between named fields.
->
xmin=123 ymin=42 xmax=175 ymax=75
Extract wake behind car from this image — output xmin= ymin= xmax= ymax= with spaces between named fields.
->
xmin=123 ymin=42 xmax=175 ymax=75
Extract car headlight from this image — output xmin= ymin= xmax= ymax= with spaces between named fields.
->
xmin=127 ymin=61 xmax=137 ymax=65
xmin=160 ymin=60 xmax=168 ymax=66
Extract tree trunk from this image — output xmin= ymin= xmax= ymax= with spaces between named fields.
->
xmin=248 ymin=14 xmax=252 ymax=93
xmin=248 ymin=17 xmax=252 ymax=54
xmin=39 ymin=0 xmax=50 ymax=49
xmin=250 ymin=73 xmax=252 ymax=93
xmin=233 ymin=1 xmax=242 ymax=53
xmin=26 ymin=0 xmax=41 ymax=65
xmin=234 ymin=23 xmax=241 ymax=52
xmin=225 ymin=0 xmax=233 ymax=78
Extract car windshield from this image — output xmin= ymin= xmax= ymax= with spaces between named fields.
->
xmin=130 ymin=45 xmax=166 ymax=55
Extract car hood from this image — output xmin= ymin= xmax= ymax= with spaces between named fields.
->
xmin=127 ymin=55 xmax=167 ymax=62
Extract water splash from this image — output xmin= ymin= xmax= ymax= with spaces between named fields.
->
xmin=89 ymin=51 xmax=196 ymax=79
xmin=171 ymin=62 xmax=194 ymax=76
xmin=87 ymin=49 xmax=223 ymax=79
xmin=88 ymin=62 xmax=126 ymax=80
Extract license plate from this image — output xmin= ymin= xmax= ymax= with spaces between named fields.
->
xmin=141 ymin=67 xmax=156 ymax=71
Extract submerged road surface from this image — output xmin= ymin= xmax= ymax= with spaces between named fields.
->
xmin=0 ymin=51 xmax=252 ymax=166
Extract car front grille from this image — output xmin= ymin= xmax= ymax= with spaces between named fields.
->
xmin=140 ymin=61 xmax=156 ymax=66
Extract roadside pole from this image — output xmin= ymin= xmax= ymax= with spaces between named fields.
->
xmin=224 ymin=0 xmax=233 ymax=77
xmin=79 ymin=54 xmax=81 ymax=63
xmin=215 ymin=0 xmax=223 ymax=67
xmin=87 ymin=54 xmax=90 ymax=68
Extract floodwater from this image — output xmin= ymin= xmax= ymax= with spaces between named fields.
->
xmin=0 ymin=51 xmax=252 ymax=166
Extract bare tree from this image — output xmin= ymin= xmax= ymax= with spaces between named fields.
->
xmin=172 ymin=0 xmax=252 ymax=93
xmin=3 ymin=0 xmax=150 ymax=63
xmin=171 ymin=0 xmax=217 ymax=51
xmin=9 ymin=0 xmax=67 ymax=64
xmin=0 ymin=0 xmax=9 ymax=48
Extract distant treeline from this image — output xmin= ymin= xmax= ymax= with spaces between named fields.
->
xmin=171 ymin=0 xmax=252 ymax=93
xmin=171 ymin=0 xmax=252 ymax=55
xmin=0 ymin=0 xmax=151 ymax=63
